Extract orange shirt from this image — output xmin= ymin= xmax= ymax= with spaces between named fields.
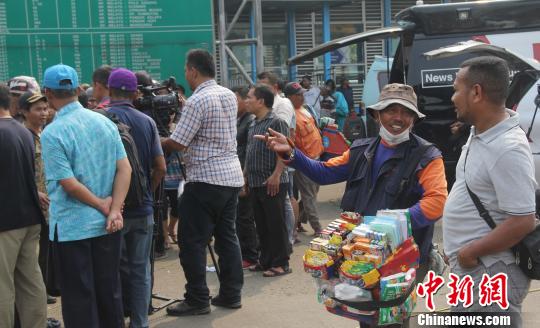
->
xmin=294 ymin=106 xmax=324 ymax=159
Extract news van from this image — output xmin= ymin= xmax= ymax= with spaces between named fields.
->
xmin=288 ymin=0 xmax=540 ymax=186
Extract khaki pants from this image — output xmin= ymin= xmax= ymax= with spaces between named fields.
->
xmin=0 ymin=224 xmax=47 ymax=328
xmin=294 ymin=171 xmax=321 ymax=231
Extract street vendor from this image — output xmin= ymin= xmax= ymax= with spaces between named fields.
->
xmin=256 ymin=83 xmax=448 ymax=282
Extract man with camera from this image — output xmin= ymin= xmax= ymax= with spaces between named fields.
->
xmin=106 ymin=68 xmax=166 ymax=328
xmin=162 ymin=49 xmax=244 ymax=316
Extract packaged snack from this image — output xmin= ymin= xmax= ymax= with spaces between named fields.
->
xmin=340 ymin=211 xmax=362 ymax=224
xmin=377 ymin=209 xmax=412 ymax=240
xmin=378 ymin=237 xmax=419 ymax=277
xmin=339 ymin=261 xmax=376 ymax=287
xmin=378 ymin=283 xmax=417 ymax=326
xmin=310 ymin=238 xmax=329 ymax=251
xmin=368 ymin=217 xmax=403 ymax=251
xmin=361 ymin=268 xmax=381 ymax=288
xmin=379 ymin=268 xmax=415 ymax=290
xmin=303 ymin=250 xmax=336 ymax=280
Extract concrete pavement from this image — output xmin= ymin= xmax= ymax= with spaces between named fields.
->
xmin=47 ymin=183 xmax=540 ymax=327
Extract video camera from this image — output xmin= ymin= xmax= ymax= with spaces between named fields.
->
xmin=133 ymin=77 xmax=183 ymax=137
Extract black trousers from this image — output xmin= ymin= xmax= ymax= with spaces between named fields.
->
xmin=250 ymin=185 xmax=290 ymax=270
xmin=38 ymin=223 xmax=49 ymax=285
xmin=178 ymin=182 xmax=243 ymax=307
xmin=236 ymin=194 xmax=258 ymax=263
xmin=55 ymin=231 xmax=124 ymax=328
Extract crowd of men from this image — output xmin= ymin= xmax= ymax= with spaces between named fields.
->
xmin=0 ymin=49 xmax=536 ymax=328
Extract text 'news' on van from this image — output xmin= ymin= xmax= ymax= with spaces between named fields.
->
xmin=288 ymin=0 xmax=540 ymax=188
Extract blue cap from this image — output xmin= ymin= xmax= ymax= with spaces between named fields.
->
xmin=43 ymin=64 xmax=79 ymax=90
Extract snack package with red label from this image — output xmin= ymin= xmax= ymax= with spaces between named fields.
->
xmin=340 ymin=212 xmax=362 ymax=225
xmin=378 ymin=237 xmax=419 ymax=277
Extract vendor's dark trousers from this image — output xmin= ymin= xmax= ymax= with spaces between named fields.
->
xmin=251 ymin=185 xmax=290 ymax=270
xmin=236 ymin=194 xmax=258 ymax=263
xmin=178 ymin=182 xmax=243 ymax=307
xmin=55 ymin=230 xmax=124 ymax=328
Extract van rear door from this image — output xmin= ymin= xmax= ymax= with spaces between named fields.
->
xmin=424 ymin=40 xmax=540 ymax=109
xmin=424 ymin=40 xmax=540 ymax=186
xmin=287 ymin=26 xmax=406 ymax=65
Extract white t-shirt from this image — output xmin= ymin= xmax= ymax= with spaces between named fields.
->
xmin=272 ymin=95 xmax=296 ymax=129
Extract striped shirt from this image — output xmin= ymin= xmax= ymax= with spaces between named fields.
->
xmin=171 ymin=79 xmax=243 ymax=187
xmin=245 ymin=111 xmax=289 ymax=188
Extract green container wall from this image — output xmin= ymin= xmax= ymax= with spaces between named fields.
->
xmin=0 ymin=0 xmax=214 ymax=91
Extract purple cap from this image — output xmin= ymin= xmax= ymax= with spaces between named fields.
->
xmin=108 ymin=68 xmax=137 ymax=92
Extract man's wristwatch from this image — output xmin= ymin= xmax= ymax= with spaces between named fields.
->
xmin=284 ymin=137 xmax=296 ymax=161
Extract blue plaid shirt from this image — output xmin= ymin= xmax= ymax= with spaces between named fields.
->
xmin=171 ymin=80 xmax=243 ymax=187
xmin=41 ymin=101 xmax=126 ymax=242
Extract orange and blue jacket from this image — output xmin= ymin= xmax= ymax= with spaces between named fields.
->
xmin=289 ymin=135 xmax=447 ymax=231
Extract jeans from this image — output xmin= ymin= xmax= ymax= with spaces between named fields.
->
xmin=284 ymin=195 xmax=295 ymax=246
xmin=178 ymin=183 xmax=243 ymax=307
xmin=120 ymin=215 xmax=153 ymax=328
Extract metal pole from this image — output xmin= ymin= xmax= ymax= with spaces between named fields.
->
xmin=322 ymin=2 xmax=331 ymax=81
xmin=253 ymin=0 xmax=264 ymax=75
xmin=287 ymin=9 xmax=297 ymax=81
xmin=383 ymin=0 xmax=392 ymax=57
xmin=216 ymin=38 xmax=258 ymax=45
xmin=218 ymin=0 xmax=229 ymax=86
xmin=250 ymin=5 xmax=257 ymax=82
xmin=225 ymin=45 xmax=254 ymax=85
xmin=226 ymin=0 xmax=249 ymax=38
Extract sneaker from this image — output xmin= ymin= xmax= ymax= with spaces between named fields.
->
xmin=242 ymin=260 xmax=256 ymax=269
xmin=47 ymin=318 xmax=61 ymax=328
xmin=166 ymin=300 xmax=210 ymax=316
xmin=211 ymin=295 xmax=242 ymax=309
xmin=429 ymin=244 xmax=447 ymax=276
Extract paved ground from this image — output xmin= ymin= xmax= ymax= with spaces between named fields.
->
xmin=47 ymin=183 xmax=540 ymax=327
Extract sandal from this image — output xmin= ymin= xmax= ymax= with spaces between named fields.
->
xmin=248 ymin=263 xmax=264 ymax=272
xmin=262 ymin=267 xmax=292 ymax=277
xmin=169 ymin=233 xmax=178 ymax=244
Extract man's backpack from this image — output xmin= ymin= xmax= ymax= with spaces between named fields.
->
xmin=93 ymin=108 xmax=147 ymax=209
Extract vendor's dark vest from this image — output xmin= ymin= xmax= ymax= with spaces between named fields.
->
xmin=341 ymin=134 xmax=441 ymax=263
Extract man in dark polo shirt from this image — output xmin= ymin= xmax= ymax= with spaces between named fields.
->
xmin=0 ymin=84 xmax=47 ymax=327
xmin=244 ymin=84 xmax=291 ymax=277
xmin=232 ymin=86 xmax=258 ymax=269
xmin=107 ymin=68 xmax=166 ymax=327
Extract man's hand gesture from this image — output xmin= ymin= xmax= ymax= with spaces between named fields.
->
xmin=254 ymin=128 xmax=292 ymax=158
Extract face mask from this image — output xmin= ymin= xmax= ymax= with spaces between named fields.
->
xmin=379 ymin=124 xmax=410 ymax=146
